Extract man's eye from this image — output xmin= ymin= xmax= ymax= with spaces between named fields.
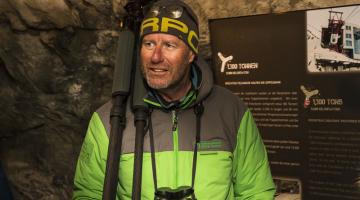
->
xmin=165 ymin=43 xmax=176 ymax=49
xmin=143 ymin=41 xmax=154 ymax=48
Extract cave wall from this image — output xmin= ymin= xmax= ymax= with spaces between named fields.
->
xmin=1 ymin=0 xmax=360 ymax=199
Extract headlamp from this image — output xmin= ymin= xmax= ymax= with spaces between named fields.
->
xmin=144 ymin=5 xmax=184 ymax=19
xmin=143 ymin=4 xmax=198 ymax=25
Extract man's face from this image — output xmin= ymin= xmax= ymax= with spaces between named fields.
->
xmin=140 ymin=33 xmax=195 ymax=90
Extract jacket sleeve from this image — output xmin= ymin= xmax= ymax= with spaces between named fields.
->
xmin=73 ymin=112 xmax=109 ymax=200
xmin=233 ymin=109 xmax=276 ymax=199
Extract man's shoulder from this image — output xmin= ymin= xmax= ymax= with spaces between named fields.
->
xmin=210 ymin=85 xmax=244 ymax=104
xmin=93 ymin=99 xmax=135 ymax=136
xmin=212 ymin=85 xmax=235 ymax=95
xmin=94 ymin=99 xmax=132 ymax=124
xmin=95 ymin=100 xmax=112 ymax=119
xmin=205 ymin=84 xmax=248 ymax=116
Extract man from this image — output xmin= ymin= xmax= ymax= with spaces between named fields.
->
xmin=73 ymin=0 xmax=275 ymax=199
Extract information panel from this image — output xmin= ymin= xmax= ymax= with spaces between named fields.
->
xmin=210 ymin=4 xmax=360 ymax=200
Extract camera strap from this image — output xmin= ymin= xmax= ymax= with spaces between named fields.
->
xmin=148 ymin=102 xmax=204 ymax=191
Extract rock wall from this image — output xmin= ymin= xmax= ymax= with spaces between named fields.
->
xmin=1 ymin=0 xmax=360 ymax=199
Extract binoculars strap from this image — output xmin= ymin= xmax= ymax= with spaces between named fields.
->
xmin=148 ymin=102 xmax=204 ymax=191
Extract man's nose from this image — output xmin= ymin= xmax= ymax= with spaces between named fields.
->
xmin=151 ymin=46 xmax=164 ymax=63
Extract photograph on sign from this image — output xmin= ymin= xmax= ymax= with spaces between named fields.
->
xmin=307 ymin=6 xmax=360 ymax=73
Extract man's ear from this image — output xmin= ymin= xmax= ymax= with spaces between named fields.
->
xmin=188 ymin=50 xmax=195 ymax=63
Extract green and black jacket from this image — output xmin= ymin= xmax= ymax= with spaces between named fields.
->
xmin=73 ymin=57 xmax=275 ymax=199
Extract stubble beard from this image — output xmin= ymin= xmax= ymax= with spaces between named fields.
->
xmin=141 ymin=63 xmax=190 ymax=92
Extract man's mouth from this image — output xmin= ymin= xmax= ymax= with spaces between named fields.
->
xmin=149 ymin=67 xmax=168 ymax=75
xmin=151 ymin=68 xmax=167 ymax=72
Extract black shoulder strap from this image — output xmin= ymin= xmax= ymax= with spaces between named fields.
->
xmin=149 ymin=102 xmax=204 ymax=194
xmin=191 ymin=102 xmax=204 ymax=188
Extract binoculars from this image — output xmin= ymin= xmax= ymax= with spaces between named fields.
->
xmin=154 ymin=186 xmax=196 ymax=200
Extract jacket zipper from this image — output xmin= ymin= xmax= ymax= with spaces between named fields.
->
xmin=172 ymin=110 xmax=179 ymax=187
xmin=172 ymin=110 xmax=178 ymax=131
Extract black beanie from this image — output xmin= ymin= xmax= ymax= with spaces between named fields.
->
xmin=140 ymin=0 xmax=199 ymax=54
